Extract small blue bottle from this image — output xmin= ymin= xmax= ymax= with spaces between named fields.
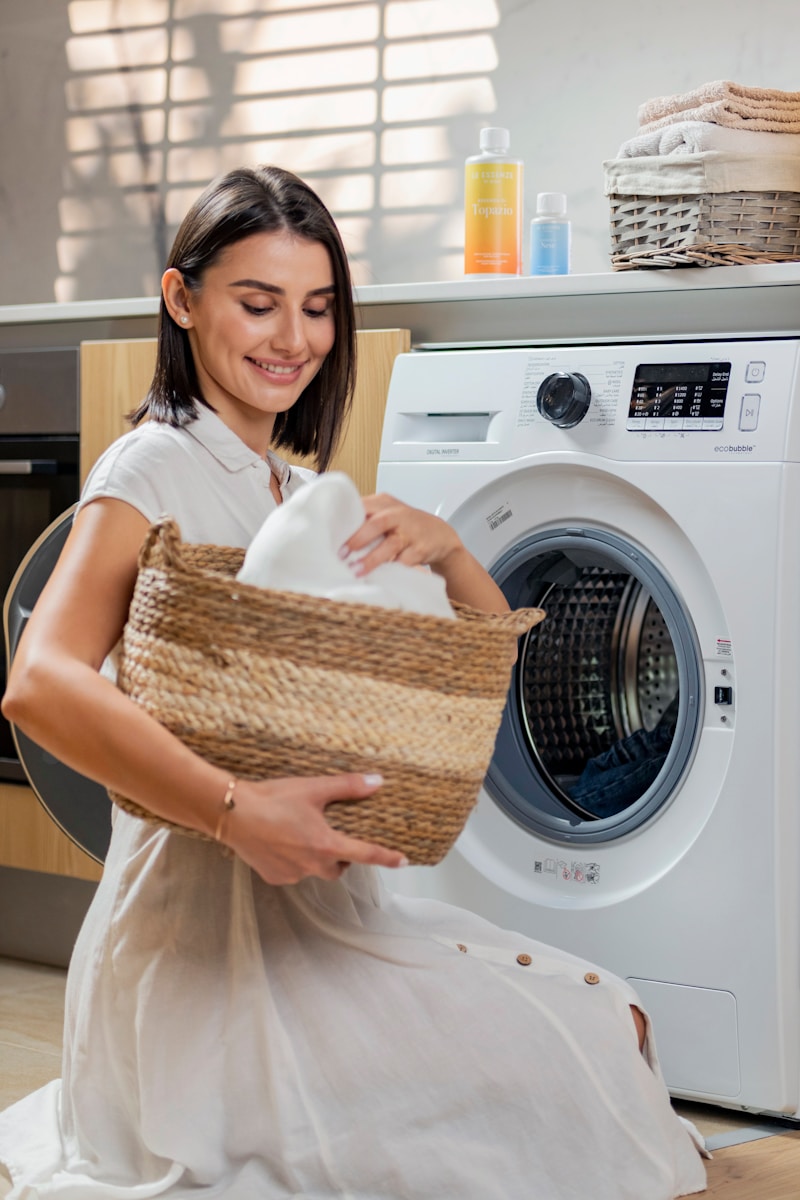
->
xmin=529 ymin=192 xmax=571 ymax=275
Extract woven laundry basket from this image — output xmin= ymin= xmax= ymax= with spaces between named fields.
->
xmin=108 ymin=517 xmax=545 ymax=865
xmin=604 ymin=151 xmax=800 ymax=269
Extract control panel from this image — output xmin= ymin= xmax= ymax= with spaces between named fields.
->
xmin=627 ymin=362 xmax=730 ymax=432
xmin=379 ymin=338 xmax=800 ymax=464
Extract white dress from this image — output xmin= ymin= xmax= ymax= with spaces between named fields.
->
xmin=0 ymin=408 xmax=707 ymax=1199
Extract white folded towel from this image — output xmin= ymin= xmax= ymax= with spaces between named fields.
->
xmin=617 ymin=121 xmax=800 ymax=159
xmin=237 ymin=471 xmax=455 ymax=620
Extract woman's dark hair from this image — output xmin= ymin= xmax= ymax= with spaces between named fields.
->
xmin=133 ymin=164 xmax=356 ymax=471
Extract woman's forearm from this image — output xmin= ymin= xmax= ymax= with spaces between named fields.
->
xmin=3 ymin=648 xmax=409 ymax=883
xmin=3 ymin=652 xmax=229 ymax=839
xmin=431 ymin=544 xmax=509 ymax=614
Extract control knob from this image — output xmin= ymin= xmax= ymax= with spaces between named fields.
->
xmin=536 ymin=371 xmax=592 ymax=428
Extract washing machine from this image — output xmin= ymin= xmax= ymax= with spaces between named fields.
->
xmin=376 ymin=334 xmax=800 ymax=1118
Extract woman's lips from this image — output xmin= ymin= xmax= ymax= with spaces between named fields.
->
xmin=247 ymin=356 xmax=305 ymax=382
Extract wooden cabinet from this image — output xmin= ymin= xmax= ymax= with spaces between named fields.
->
xmin=79 ymin=338 xmax=159 ymax=484
xmin=3 ymin=328 xmax=410 ymax=881
xmin=0 ymin=783 xmax=102 ymax=881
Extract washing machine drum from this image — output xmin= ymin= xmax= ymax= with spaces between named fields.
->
xmin=487 ymin=527 xmax=702 ymax=844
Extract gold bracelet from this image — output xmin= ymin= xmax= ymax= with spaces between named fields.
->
xmin=214 ymin=778 xmax=238 ymax=843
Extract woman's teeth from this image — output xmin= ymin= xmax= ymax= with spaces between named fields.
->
xmin=252 ymin=359 xmax=298 ymax=375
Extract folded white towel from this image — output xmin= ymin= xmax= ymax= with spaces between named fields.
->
xmin=618 ymin=121 xmax=800 ymax=159
xmin=638 ymin=81 xmax=800 ymax=133
xmin=237 ymin=471 xmax=455 ymax=620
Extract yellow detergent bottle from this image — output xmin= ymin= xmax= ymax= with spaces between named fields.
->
xmin=464 ymin=127 xmax=523 ymax=277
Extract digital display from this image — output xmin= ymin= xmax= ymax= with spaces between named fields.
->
xmin=628 ymin=362 xmax=731 ymax=430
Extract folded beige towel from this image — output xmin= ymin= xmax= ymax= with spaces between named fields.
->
xmin=638 ymin=81 xmax=800 ymax=134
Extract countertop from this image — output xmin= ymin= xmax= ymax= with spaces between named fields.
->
xmin=1 ymin=263 xmax=799 ymax=348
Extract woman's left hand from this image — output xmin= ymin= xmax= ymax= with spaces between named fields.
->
xmin=341 ymin=493 xmax=510 ymax=616
xmin=342 ymin=493 xmax=460 ymax=575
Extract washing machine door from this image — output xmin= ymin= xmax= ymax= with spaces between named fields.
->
xmin=488 ymin=526 xmax=702 ymax=844
xmin=3 ymin=506 xmax=112 ymax=863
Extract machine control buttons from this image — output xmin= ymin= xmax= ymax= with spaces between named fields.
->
xmin=714 ymin=686 xmax=733 ymax=705
xmin=745 ymin=361 xmax=766 ymax=382
xmin=629 ymin=415 xmax=723 ymax=432
xmin=537 ymin=372 xmax=592 ymax=428
xmin=739 ymin=394 xmax=761 ymax=431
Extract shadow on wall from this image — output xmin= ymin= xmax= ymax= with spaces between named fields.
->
xmin=9 ymin=0 xmax=796 ymax=303
xmin=17 ymin=0 xmax=505 ymax=303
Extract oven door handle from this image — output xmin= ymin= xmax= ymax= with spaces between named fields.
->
xmin=0 ymin=459 xmax=59 ymax=475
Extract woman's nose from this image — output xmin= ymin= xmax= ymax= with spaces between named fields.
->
xmin=272 ymin=308 xmax=305 ymax=355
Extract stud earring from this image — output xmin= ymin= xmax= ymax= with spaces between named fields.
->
xmin=180 ymin=316 xmax=188 ymax=325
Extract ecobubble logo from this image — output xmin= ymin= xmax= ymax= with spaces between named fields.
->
xmin=714 ymin=444 xmax=754 ymax=453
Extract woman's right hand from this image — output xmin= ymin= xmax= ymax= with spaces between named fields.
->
xmin=219 ymin=772 xmax=408 ymax=885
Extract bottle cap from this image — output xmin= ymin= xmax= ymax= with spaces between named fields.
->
xmin=536 ymin=192 xmax=567 ymax=216
xmin=480 ymin=127 xmax=510 ymax=153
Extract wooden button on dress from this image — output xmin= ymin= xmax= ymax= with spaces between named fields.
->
xmin=456 ymin=943 xmax=468 ymax=953
xmin=516 ymin=953 xmax=532 ymax=966
xmin=584 ymin=972 xmax=600 ymax=985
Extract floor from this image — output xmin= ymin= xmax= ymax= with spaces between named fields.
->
xmin=0 ymin=956 xmax=799 ymax=1197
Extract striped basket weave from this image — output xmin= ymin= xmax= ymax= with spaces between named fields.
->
xmin=609 ymin=189 xmax=800 ymax=269
xmin=604 ymin=152 xmax=800 ymax=269
xmin=108 ymin=517 xmax=544 ymax=865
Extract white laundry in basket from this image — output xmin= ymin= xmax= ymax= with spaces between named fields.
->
xmin=237 ymin=470 xmax=456 ymax=618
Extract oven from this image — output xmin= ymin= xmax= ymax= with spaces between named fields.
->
xmin=0 ymin=348 xmax=80 ymax=783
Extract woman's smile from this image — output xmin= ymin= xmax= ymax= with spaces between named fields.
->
xmin=246 ymin=356 xmax=307 ymax=382
xmin=177 ymin=229 xmax=336 ymax=454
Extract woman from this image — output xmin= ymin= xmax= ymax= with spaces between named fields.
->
xmin=0 ymin=165 xmax=706 ymax=1198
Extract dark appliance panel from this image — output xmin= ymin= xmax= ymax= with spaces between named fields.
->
xmin=0 ymin=349 xmax=80 ymax=783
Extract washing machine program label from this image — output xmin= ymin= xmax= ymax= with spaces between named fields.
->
xmin=517 ymin=355 xmax=624 ymax=428
xmin=534 ymin=858 xmax=601 ymax=885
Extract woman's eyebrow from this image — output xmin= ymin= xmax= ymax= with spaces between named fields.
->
xmin=228 ymin=279 xmax=335 ymax=297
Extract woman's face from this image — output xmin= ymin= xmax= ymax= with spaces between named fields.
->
xmin=177 ymin=229 xmax=337 ymax=454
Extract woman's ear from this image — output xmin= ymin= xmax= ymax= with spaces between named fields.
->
xmin=162 ymin=268 xmax=193 ymax=328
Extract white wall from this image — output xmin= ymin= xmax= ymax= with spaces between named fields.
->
xmin=1 ymin=0 xmax=797 ymax=303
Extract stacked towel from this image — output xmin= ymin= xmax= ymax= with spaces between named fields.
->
xmin=617 ymin=121 xmax=800 ymax=160
xmin=606 ymin=81 xmax=800 ymax=265
xmin=237 ymin=470 xmax=456 ymax=619
xmin=637 ymin=81 xmax=800 ymax=133
xmin=617 ymin=81 xmax=800 ymax=159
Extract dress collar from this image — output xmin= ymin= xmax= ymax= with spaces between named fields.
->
xmin=185 ymin=402 xmax=294 ymax=486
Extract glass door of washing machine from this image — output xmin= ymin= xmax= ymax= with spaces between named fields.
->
xmin=487 ymin=528 xmax=702 ymax=844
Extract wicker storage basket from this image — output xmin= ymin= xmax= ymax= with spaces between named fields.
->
xmin=604 ymin=151 xmax=800 ymax=269
xmin=108 ymin=518 xmax=544 ymax=865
